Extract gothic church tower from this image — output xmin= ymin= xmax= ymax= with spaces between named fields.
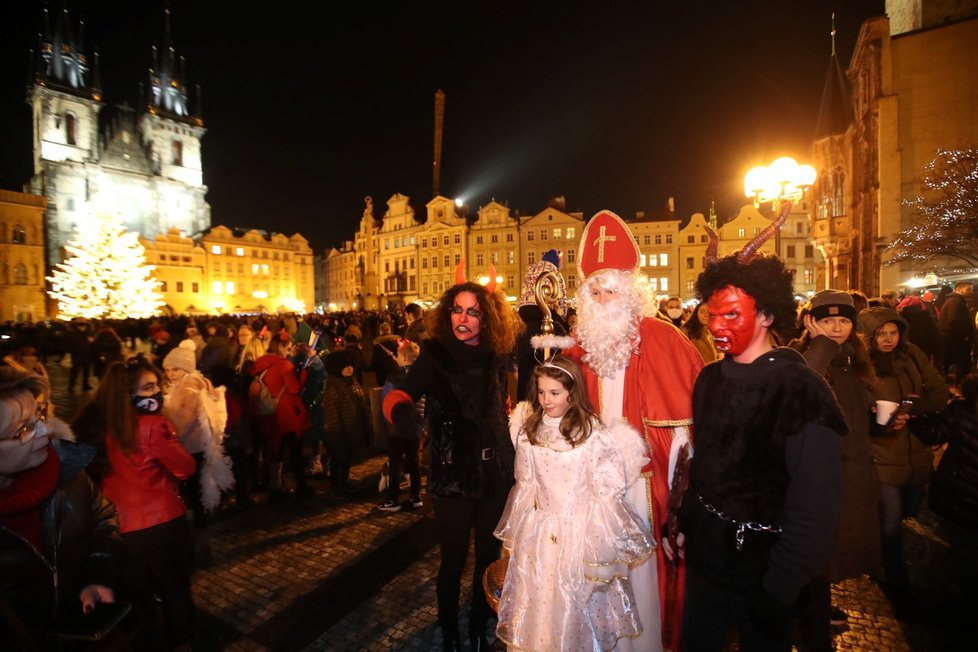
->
xmin=27 ymin=2 xmax=210 ymax=267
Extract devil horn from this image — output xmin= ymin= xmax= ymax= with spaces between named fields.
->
xmin=454 ymin=259 xmax=466 ymax=285
xmin=704 ymin=224 xmax=719 ymax=265
xmin=486 ymin=264 xmax=497 ymax=294
xmin=736 ymin=200 xmax=792 ymax=264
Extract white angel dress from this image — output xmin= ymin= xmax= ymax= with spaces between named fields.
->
xmin=494 ymin=402 xmax=656 ymax=652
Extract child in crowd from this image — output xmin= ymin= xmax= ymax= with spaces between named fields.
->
xmin=494 ymin=355 xmax=655 ymax=651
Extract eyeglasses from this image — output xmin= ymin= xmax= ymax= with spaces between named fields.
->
xmin=5 ymin=401 xmax=49 ymax=443
xmin=450 ymin=306 xmax=482 ymax=319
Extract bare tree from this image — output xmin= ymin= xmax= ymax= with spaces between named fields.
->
xmin=886 ymin=147 xmax=978 ymax=271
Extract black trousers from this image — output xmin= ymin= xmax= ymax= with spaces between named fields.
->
xmin=386 ymin=436 xmax=421 ymax=502
xmin=682 ymin=564 xmax=791 ymax=652
xmin=432 ymin=464 xmax=511 ymax=641
xmin=121 ymin=516 xmax=195 ymax=647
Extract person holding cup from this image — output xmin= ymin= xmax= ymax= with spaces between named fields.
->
xmin=857 ymin=307 xmax=950 ymax=590
xmin=790 ymin=290 xmax=881 ymax=646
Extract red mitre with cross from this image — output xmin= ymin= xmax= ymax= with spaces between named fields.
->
xmin=577 ymin=210 xmax=640 ymax=280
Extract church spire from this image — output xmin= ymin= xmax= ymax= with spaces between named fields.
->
xmin=813 ymin=13 xmax=853 ymax=139
xmin=146 ymin=5 xmax=198 ymax=123
xmin=31 ymin=0 xmax=97 ymax=98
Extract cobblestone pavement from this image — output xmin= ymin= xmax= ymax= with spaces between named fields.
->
xmin=44 ymin=358 xmax=963 ymax=651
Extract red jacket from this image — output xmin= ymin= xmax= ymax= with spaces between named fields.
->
xmin=101 ymin=414 xmax=195 ymax=534
xmin=251 ymin=353 xmax=310 ymax=438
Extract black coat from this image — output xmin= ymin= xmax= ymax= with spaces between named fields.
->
xmin=914 ymin=399 xmax=978 ymax=532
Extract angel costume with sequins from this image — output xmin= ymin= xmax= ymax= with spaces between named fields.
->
xmin=494 ymin=402 xmax=655 ymax=652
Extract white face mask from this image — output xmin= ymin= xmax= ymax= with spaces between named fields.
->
xmin=666 ymin=308 xmax=684 ymax=320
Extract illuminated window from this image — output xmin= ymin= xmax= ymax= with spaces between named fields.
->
xmin=212 ymin=281 xmax=223 ymax=294
xmin=649 ymin=278 xmax=658 ymax=292
xmin=553 ymin=228 xmax=561 ymax=239
xmin=211 ymin=245 xmax=221 ymax=255
xmin=659 ymin=253 xmax=668 ymax=266
xmin=687 ymin=280 xmax=696 ymax=294
xmin=737 ymin=228 xmax=746 ymax=238
xmin=649 ymin=255 xmax=657 ymax=267
xmin=507 ymin=251 xmax=515 ymax=264
xmin=686 ymin=257 xmax=694 ymax=270
xmin=235 ymin=247 xmax=244 ymax=256
xmin=12 ymin=225 xmax=26 ymax=244
xmin=176 ymin=281 xmax=184 ymax=292
xmin=252 ymin=263 xmax=259 ymax=274
xmin=385 ymin=239 xmax=390 ymax=250
xmin=660 ymin=277 xmax=669 ymax=291
xmin=226 ymin=281 xmax=235 ymax=295
xmin=66 ymin=198 xmax=75 ymax=211
xmin=491 ymin=251 xmax=498 ymax=264
xmin=567 ymin=228 xmax=575 ymax=239
xmin=655 ymin=235 xmax=662 ymax=245
xmin=261 ymin=264 xmax=269 ymax=275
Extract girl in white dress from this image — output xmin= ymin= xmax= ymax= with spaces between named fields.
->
xmin=495 ymin=355 xmax=655 ymax=651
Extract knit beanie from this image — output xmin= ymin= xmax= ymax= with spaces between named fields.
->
xmin=518 ymin=249 xmax=567 ymax=316
xmin=809 ymin=289 xmax=857 ymax=322
xmin=163 ymin=339 xmax=197 ymax=372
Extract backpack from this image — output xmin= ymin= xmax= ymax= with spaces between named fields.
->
xmin=249 ymin=369 xmax=284 ymax=416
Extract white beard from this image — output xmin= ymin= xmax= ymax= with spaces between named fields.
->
xmin=577 ymin=297 xmax=639 ymax=378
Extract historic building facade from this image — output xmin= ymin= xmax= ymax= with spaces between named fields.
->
xmin=810 ymin=0 xmax=978 ymax=294
xmin=28 ymin=5 xmax=210 ymax=268
xmin=0 ymin=190 xmax=49 ymax=321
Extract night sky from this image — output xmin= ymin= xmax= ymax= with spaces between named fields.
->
xmin=0 ymin=1 xmax=885 ymax=253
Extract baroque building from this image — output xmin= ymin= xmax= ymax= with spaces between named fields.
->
xmin=27 ymin=5 xmax=210 ymax=268
xmin=0 ymin=189 xmax=48 ymax=321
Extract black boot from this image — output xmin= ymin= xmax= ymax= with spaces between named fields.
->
xmin=442 ymin=628 xmax=462 ymax=651
xmin=469 ymin=623 xmax=490 ymax=650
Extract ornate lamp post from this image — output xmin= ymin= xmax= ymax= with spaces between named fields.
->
xmin=744 ymin=157 xmax=817 ymax=257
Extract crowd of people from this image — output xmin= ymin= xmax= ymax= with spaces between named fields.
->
xmin=2 ymin=213 xmax=976 ymax=650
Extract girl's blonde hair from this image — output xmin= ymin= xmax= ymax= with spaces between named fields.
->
xmin=522 ymin=354 xmax=600 ymax=448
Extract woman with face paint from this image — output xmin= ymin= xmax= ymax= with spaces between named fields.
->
xmin=74 ymin=355 xmax=198 ymax=650
xmin=383 ymin=280 xmax=523 ymax=651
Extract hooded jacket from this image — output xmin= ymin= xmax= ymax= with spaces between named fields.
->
xmin=857 ymin=307 xmax=950 ymax=485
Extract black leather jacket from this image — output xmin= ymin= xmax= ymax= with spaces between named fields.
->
xmin=1 ymin=439 xmax=120 ymax=630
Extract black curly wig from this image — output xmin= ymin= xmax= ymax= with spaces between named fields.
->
xmin=695 ymin=253 xmax=797 ymax=341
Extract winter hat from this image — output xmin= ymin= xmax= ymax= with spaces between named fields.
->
xmin=518 ymin=250 xmax=567 ymax=316
xmin=809 ymin=289 xmax=857 ymax=322
xmin=163 ymin=339 xmax=197 ymax=372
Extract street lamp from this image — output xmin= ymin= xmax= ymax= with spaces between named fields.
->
xmin=744 ymin=157 xmax=817 ymax=256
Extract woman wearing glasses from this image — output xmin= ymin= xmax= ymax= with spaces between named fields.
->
xmin=383 ymin=280 xmax=522 ymax=650
xmin=73 ymin=356 xmax=197 ymax=650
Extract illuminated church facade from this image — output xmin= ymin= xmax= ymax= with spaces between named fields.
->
xmin=27 ymin=6 xmax=210 ymax=268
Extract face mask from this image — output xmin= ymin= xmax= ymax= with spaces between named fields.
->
xmin=666 ymin=308 xmax=684 ymax=320
xmin=132 ymin=391 xmax=164 ymax=413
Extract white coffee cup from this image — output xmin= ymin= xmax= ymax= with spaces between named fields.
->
xmin=875 ymin=399 xmax=900 ymax=425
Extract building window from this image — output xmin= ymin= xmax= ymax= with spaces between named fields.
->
xmin=385 ymin=262 xmax=390 ymax=273
xmin=643 ymin=235 xmax=651 ymax=245
xmin=567 ymin=249 xmax=575 ymax=263
xmin=687 ymin=235 xmax=695 ymax=244
xmin=507 ymin=251 xmax=515 ymax=264
xmin=444 ymin=255 xmax=450 ymax=267
xmin=700 ymin=235 xmax=708 ymax=243
xmin=660 ymin=277 xmax=669 ymax=292
xmin=553 ymin=228 xmax=561 ymax=239
xmin=432 ymin=256 xmax=438 ymax=268
xmin=226 ymin=281 xmax=235 ymax=295
xmin=649 ymin=278 xmax=658 ymax=292
xmin=648 ymin=255 xmax=657 ymax=267
xmin=737 ymin=228 xmax=746 ymax=238
xmin=212 ymin=281 xmax=222 ymax=294
xmin=686 ymin=256 xmax=694 ymax=269
xmin=261 ymin=264 xmax=269 ymax=275
xmin=476 ymin=253 xmax=484 ymax=266
xmin=491 ymin=251 xmax=499 ymax=264
xmin=506 ymin=274 xmax=515 ymax=287
xmin=655 ymin=234 xmax=662 ymax=245
xmin=422 ymin=257 xmax=428 ymax=269
xmin=640 ymin=254 xmax=647 ymax=267
xmin=491 ymin=234 xmax=498 ymax=244
xmin=567 ymin=274 xmax=576 ymax=289
xmin=235 ymin=247 xmax=244 ymax=256
xmin=527 ymin=231 xmax=535 ymax=241
xmin=540 ymin=229 xmax=547 ymax=240
xmin=252 ymin=263 xmax=259 ymax=274
xmin=11 ymin=225 xmax=26 ymax=244
xmin=443 ymin=236 xmax=449 ymax=246
xmin=686 ymin=280 xmax=696 ymax=294
xmin=158 ymin=280 xmax=167 ymax=292
xmin=528 ymin=251 xmax=536 ymax=265
xmin=787 ymin=245 xmax=796 ymax=258
xmin=506 ymin=233 xmax=514 ymax=242
xmin=421 ymin=238 xmax=427 ymax=248
xmin=804 ymin=269 xmax=814 ymax=285
xmin=192 ymin=282 xmax=199 ymax=293
xmin=805 ymin=245 xmax=814 ymax=258
xmin=659 ymin=253 xmax=668 ymax=266
xmin=567 ymin=228 xmax=575 ymax=239
xmin=13 ymin=263 xmax=27 ymax=285
xmin=665 ymin=234 xmax=672 ymax=244
xmin=454 ymin=234 xmax=461 ymax=245
xmin=476 ymin=235 xmax=484 ymax=244
xmin=454 ymin=254 xmax=460 ymax=264
xmin=796 ymin=222 xmax=804 ymax=234
xmin=211 ymin=245 xmax=221 ymax=255
xmin=409 ymin=258 xmax=415 ymax=269
xmin=385 ymin=239 xmax=390 ymax=250
xmin=176 ymin=281 xmax=184 ymax=292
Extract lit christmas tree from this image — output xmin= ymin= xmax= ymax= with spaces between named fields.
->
xmin=47 ymin=214 xmax=164 ymax=319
